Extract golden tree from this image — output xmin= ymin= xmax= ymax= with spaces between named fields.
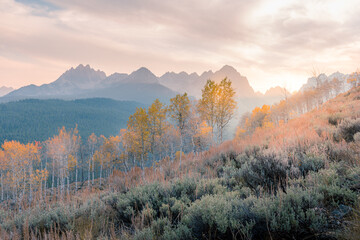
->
xmin=148 ymin=99 xmax=167 ymax=161
xmin=94 ymin=135 xmax=121 ymax=186
xmin=168 ymin=93 xmax=190 ymax=167
xmin=198 ymin=78 xmax=236 ymax=143
xmin=197 ymin=80 xmax=218 ymax=137
xmin=216 ymin=78 xmax=236 ymax=142
xmin=46 ymin=126 xmax=80 ymax=199
xmin=126 ymin=107 xmax=150 ymax=172
xmin=1 ymin=141 xmax=41 ymax=204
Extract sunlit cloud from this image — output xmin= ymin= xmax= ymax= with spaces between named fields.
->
xmin=1 ymin=0 xmax=360 ymax=92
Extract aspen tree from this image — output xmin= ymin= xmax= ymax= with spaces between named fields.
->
xmin=168 ymin=93 xmax=190 ymax=168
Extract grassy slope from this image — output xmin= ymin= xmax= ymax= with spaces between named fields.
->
xmin=1 ymin=88 xmax=360 ymax=240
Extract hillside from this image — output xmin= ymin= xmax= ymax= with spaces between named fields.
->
xmin=0 ymin=98 xmax=143 ymax=143
xmin=1 ymin=87 xmax=359 ymax=239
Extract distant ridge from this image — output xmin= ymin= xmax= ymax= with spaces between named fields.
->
xmin=0 ymin=86 xmax=14 ymax=97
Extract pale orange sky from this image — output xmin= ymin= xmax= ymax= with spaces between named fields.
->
xmin=1 ymin=0 xmax=359 ymax=93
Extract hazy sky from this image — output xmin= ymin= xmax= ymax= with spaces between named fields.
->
xmin=1 ymin=0 xmax=359 ymax=92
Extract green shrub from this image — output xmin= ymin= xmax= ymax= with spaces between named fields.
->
xmin=237 ymin=151 xmax=289 ymax=195
xmin=319 ymin=185 xmax=357 ymax=208
xmin=170 ymin=178 xmax=197 ymax=201
xmin=114 ymin=182 xmax=168 ymax=224
xmin=150 ymin=218 xmax=192 ymax=240
xmin=133 ymin=228 xmax=153 ymax=240
xmin=298 ymin=154 xmax=325 ymax=177
xmin=183 ymin=192 xmax=258 ymax=239
xmin=255 ymin=186 xmax=328 ymax=239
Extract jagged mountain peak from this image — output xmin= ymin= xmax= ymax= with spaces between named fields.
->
xmin=217 ymin=65 xmax=239 ymax=74
xmin=54 ymin=64 xmax=107 ymax=89
xmin=128 ymin=67 xmax=159 ymax=84
xmin=132 ymin=67 xmax=153 ymax=75
xmin=65 ymin=64 xmax=106 ymax=76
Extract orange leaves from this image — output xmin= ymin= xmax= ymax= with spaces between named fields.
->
xmin=1 ymin=140 xmax=41 ymax=168
xmin=0 ymin=140 xmax=43 ymax=199
xmin=67 ymin=154 xmax=77 ymax=170
xmin=94 ymin=135 xmax=122 ymax=167
xmin=46 ymin=126 xmax=80 ymax=176
xmin=239 ymin=104 xmax=274 ymax=137
xmin=126 ymin=107 xmax=151 ymax=162
xmin=29 ymin=169 xmax=48 ymax=185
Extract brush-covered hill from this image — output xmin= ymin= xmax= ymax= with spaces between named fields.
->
xmin=1 ymin=87 xmax=360 ymax=240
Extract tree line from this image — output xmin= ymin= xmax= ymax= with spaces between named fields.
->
xmin=0 ymin=78 xmax=236 ymax=206
xmin=237 ymin=71 xmax=359 ymax=136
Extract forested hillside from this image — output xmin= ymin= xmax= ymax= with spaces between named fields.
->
xmin=0 ymin=98 xmax=143 ymax=143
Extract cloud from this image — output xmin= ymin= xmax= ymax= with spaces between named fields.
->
xmin=1 ymin=0 xmax=360 ymax=92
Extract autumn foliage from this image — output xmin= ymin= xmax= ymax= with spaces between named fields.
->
xmin=0 ymin=81 xmax=359 ymax=239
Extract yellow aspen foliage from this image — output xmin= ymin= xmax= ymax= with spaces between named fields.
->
xmin=348 ymin=69 xmax=360 ymax=88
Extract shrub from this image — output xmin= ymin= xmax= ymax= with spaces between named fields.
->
xmin=183 ymin=193 xmax=258 ymax=240
xmin=237 ymin=151 xmax=289 ymax=195
xmin=328 ymin=114 xmax=342 ymax=126
xmin=115 ymin=182 xmax=168 ymax=224
xmin=170 ymin=178 xmax=197 ymax=201
xmin=150 ymin=218 xmax=192 ymax=240
xmin=202 ymin=150 xmax=238 ymax=176
xmin=318 ymin=185 xmax=357 ymax=208
xmin=298 ymin=154 xmax=325 ymax=177
xmin=337 ymin=118 xmax=360 ymax=142
xmin=354 ymin=132 xmax=360 ymax=142
xmin=304 ymin=164 xmax=359 ymax=208
xmin=255 ymin=186 xmax=328 ymax=239
xmin=133 ymin=228 xmax=153 ymax=240
xmin=0 ymin=203 xmax=74 ymax=237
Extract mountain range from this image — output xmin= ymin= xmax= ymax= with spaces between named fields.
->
xmin=0 ymin=64 xmax=289 ymax=106
xmin=2 ymin=64 xmax=354 ymax=113
xmin=1 ymin=65 xmax=176 ymax=104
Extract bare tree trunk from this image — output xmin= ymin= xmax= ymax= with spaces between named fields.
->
xmin=88 ymin=158 xmax=91 ymax=189
xmin=67 ymin=176 xmax=70 ymax=196
xmin=92 ymin=158 xmax=95 ymax=185
xmin=124 ymin=157 xmax=129 ymax=174
xmin=141 ymin=154 xmax=145 ymax=181
xmin=0 ymin=174 xmax=3 ymax=201
xmin=75 ymin=166 xmax=78 ymax=192
xmin=52 ymin=162 xmax=55 ymax=195
xmin=179 ymin=134 xmax=183 ymax=169
xmin=100 ymin=162 xmax=103 ymax=186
